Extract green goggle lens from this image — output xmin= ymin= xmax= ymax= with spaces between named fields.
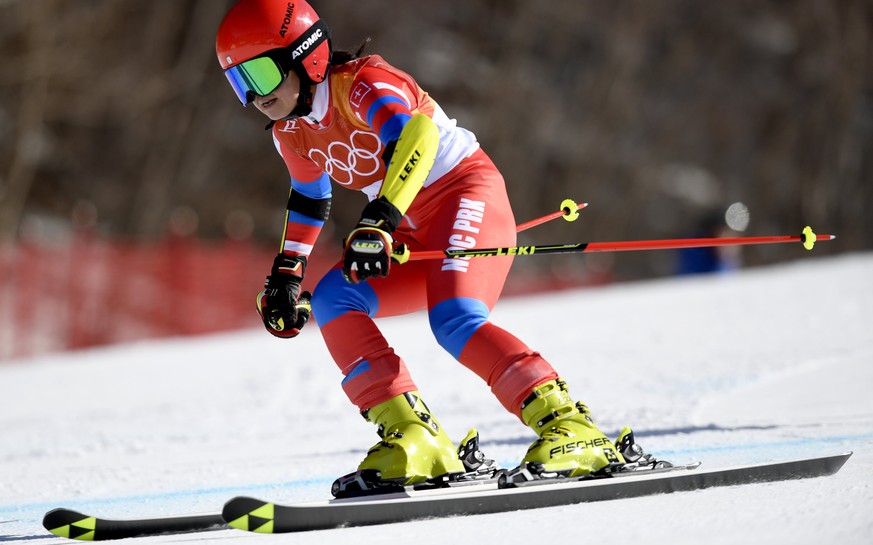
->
xmin=224 ymin=56 xmax=284 ymax=105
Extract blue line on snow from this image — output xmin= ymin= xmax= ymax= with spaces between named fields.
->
xmin=651 ymin=432 xmax=873 ymax=459
xmin=0 ymin=477 xmax=333 ymax=521
xmin=3 ymin=431 xmax=871 ymax=517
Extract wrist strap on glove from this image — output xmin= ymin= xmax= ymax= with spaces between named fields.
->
xmin=271 ymin=254 xmax=307 ymax=279
xmin=358 ymin=197 xmax=402 ymax=233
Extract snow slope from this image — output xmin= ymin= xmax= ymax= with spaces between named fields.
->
xmin=2 ymin=253 xmax=872 ymax=544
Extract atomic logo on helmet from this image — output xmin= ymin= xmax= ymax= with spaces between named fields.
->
xmin=293 ymin=28 xmax=325 ymax=60
xmin=279 ymin=3 xmax=295 ymax=38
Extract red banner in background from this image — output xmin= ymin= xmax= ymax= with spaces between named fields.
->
xmin=0 ymin=232 xmax=603 ymax=361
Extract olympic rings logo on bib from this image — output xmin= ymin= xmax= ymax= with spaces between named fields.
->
xmin=309 ymin=130 xmax=383 ymax=186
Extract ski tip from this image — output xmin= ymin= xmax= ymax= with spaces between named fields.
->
xmin=222 ymin=497 xmax=276 ymax=534
xmin=43 ymin=508 xmax=97 ymax=541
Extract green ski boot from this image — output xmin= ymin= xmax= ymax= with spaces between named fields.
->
xmin=520 ymin=379 xmax=624 ymax=477
xmin=357 ymin=391 xmax=466 ymax=485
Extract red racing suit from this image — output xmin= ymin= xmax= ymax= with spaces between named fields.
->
xmin=270 ymin=55 xmax=558 ymax=416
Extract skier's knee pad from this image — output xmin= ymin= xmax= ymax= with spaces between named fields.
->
xmin=428 ymin=297 xmax=490 ymax=359
xmin=312 ymin=268 xmax=379 ymax=326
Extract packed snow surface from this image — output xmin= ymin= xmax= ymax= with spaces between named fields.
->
xmin=2 ymin=253 xmax=872 ymax=544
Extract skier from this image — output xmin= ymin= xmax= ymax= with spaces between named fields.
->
xmin=216 ymin=0 xmax=626 ymax=486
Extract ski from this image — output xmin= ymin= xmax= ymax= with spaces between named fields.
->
xmin=42 ymin=508 xmax=226 ymax=541
xmin=222 ymin=452 xmax=851 ymax=534
xmin=41 ymin=451 xmax=852 ymax=540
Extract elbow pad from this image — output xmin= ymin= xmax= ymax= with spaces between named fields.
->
xmin=379 ymin=113 xmax=439 ymax=215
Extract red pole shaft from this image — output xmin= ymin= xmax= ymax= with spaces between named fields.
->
xmin=400 ymin=232 xmax=835 ymax=262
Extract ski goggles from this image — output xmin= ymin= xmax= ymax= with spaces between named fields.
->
xmin=224 ymin=55 xmax=287 ymax=105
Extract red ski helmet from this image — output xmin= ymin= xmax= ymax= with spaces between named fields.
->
xmin=216 ymin=0 xmax=330 ymax=104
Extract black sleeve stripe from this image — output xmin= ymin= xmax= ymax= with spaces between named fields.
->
xmin=288 ymin=191 xmax=331 ymax=221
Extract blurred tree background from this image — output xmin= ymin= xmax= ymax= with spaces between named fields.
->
xmin=1 ymin=0 xmax=870 ymax=281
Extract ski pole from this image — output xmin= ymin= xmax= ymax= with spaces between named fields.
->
xmin=393 ymin=226 xmax=834 ymax=262
xmin=516 ymin=199 xmax=587 ymax=232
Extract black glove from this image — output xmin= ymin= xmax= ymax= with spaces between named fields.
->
xmin=342 ymin=197 xmax=403 ymax=284
xmin=257 ymin=254 xmax=310 ymax=338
